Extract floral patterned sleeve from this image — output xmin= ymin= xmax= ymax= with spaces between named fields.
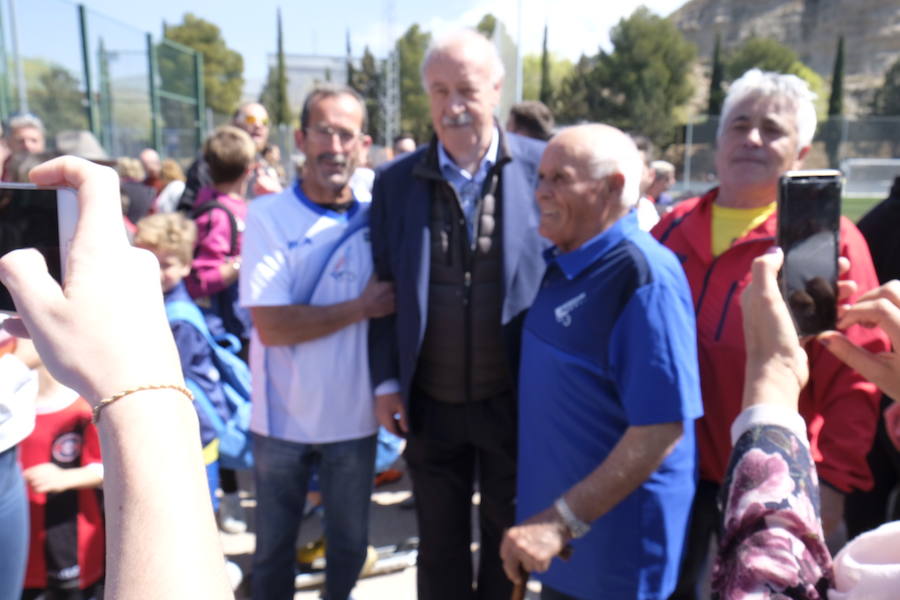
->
xmin=711 ymin=424 xmax=834 ymax=599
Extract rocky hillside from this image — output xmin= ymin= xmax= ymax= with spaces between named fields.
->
xmin=671 ymin=0 xmax=900 ymax=114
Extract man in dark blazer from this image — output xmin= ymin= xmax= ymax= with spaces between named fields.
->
xmin=369 ymin=29 xmax=547 ymax=600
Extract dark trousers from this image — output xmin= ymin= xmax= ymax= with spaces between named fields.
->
xmin=669 ymin=479 xmax=720 ymax=600
xmin=845 ymin=396 xmax=900 ymax=538
xmin=405 ymin=392 xmax=517 ymax=600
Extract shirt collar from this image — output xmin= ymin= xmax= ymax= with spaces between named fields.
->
xmin=437 ymin=127 xmax=499 ymax=181
xmin=544 ymin=211 xmax=640 ymax=280
xmin=292 ymin=179 xmax=359 ymax=221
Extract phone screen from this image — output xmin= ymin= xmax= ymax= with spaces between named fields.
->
xmin=0 ymin=187 xmax=62 ymax=312
xmin=777 ymin=171 xmax=842 ymax=336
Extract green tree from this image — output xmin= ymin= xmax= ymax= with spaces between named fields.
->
xmin=707 ymin=33 xmax=725 ymax=116
xmin=725 ymin=37 xmax=798 ymax=80
xmin=828 ymin=36 xmax=845 ymax=117
xmin=26 ymin=60 xmax=89 ymax=138
xmin=164 ymin=13 xmax=243 ymax=116
xmin=522 ymin=53 xmax=573 ymax=103
xmin=476 ymin=14 xmax=497 ymax=38
xmin=585 ymin=7 xmax=696 ymax=145
xmin=873 ymin=56 xmax=900 ymax=115
xmin=554 ymin=55 xmax=595 ymax=123
xmin=540 ymin=25 xmax=552 ymax=105
xmin=396 ymin=24 xmax=432 ymax=142
xmin=350 ymin=46 xmax=385 ymax=144
xmin=724 ymin=37 xmax=827 ymax=117
xmin=258 ymin=8 xmax=291 ymax=126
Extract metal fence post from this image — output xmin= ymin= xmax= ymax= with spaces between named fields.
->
xmin=0 ymin=1 xmax=10 ymax=121
xmin=684 ymin=117 xmax=694 ymax=191
xmin=78 ymin=4 xmax=99 ymax=137
xmin=193 ymin=50 xmax=204 ymax=146
xmin=146 ymin=32 xmax=161 ymax=152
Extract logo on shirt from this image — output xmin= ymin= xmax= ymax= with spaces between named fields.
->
xmin=51 ymin=432 xmax=83 ymax=464
xmin=330 ymin=252 xmax=357 ymax=282
xmin=554 ymin=292 xmax=586 ymax=327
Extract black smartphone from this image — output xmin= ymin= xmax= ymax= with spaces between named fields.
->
xmin=0 ymin=184 xmax=77 ymax=313
xmin=776 ymin=170 xmax=842 ymax=336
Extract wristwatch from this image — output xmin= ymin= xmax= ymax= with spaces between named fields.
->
xmin=554 ymin=496 xmax=591 ymax=539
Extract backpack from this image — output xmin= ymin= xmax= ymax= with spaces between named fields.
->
xmin=165 ymin=299 xmax=254 ymax=470
xmin=191 ymin=199 xmax=239 ymax=256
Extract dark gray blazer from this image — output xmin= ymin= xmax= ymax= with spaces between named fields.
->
xmin=368 ymin=130 xmax=548 ymax=407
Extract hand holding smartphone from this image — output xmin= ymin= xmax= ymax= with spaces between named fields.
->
xmin=0 ymin=184 xmax=77 ymax=313
xmin=776 ymin=170 xmax=842 ymax=336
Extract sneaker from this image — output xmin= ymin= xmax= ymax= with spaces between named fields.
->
xmin=360 ymin=545 xmax=379 ymax=576
xmin=297 ymin=536 xmax=327 ymax=565
xmin=225 ymin=560 xmax=243 ymax=590
xmin=219 ymin=493 xmax=247 ymax=534
xmin=374 ymin=468 xmax=403 ymax=487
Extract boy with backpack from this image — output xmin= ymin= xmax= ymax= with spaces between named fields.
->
xmin=186 ymin=125 xmax=255 ymax=347
xmin=186 ymin=125 xmax=257 ymax=533
xmin=133 ymin=214 xmax=252 ymax=532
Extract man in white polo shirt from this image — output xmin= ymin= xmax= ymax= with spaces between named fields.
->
xmin=239 ymin=84 xmax=395 ymax=600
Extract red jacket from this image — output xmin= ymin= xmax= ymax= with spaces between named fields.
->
xmin=652 ymin=188 xmax=886 ymax=492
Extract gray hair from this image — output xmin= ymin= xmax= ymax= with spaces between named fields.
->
xmin=8 ymin=113 xmax=44 ymax=135
xmin=299 ymin=83 xmax=368 ymax=134
xmin=717 ymin=68 xmax=817 ymax=148
xmin=580 ymin=127 xmax=643 ymax=208
xmin=651 ymin=160 xmax=676 ymax=178
xmin=420 ymin=29 xmax=505 ymax=90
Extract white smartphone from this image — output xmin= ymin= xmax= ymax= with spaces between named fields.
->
xmin=0 ymin=184 xmax=78 ymax=313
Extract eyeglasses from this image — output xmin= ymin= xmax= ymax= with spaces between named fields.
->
xmin=240 ymin=114 xmax=269 ymax=127
xmin=309 ymin=125 xmax=361 ymax=145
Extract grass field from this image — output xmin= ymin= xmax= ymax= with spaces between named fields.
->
xmin=843 ymin=196 xmax=881 ymax=223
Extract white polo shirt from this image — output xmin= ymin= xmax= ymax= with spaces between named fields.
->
xmin=239 ymin=184 xmax=377 ymax=444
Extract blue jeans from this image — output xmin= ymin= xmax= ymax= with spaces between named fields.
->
xmin=251 ymin=432 xmax=376 ymax=600
xmin=0 ymin=446 xmax=28 ymax=600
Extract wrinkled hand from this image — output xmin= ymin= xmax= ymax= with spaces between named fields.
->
xmin=0 ymin=157 xmax=184 ymax=405
xmin=740 ymin=248 xmax=809 ymax=409
xmin=885 ymin=402 xmax=900 ymax=451
xmin=360 ymin=275 xmax=395 ymax=319
xmin=374 ymin=392 xmax=408 ymax=437
xmin=23 ymin=462 xmax=72 ymax=494
xmin=819 ymin=280 xmax=900 ymax=402
xmin=252 ymin=167 xmax=283 ymax=197
xmin=500 ymin=506 xmax=570 ymax=584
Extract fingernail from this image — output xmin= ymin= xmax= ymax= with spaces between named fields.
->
xmin=766 ymin=246 xmax=781 ymax=255
xmin=820 ymin=337 xmax=830 ymax=347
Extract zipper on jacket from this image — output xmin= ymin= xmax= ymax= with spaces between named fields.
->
xmin=714 ymin=281 xmax=739 ymax=341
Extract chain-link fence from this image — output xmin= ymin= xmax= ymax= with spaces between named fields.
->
xmin=0 ymin=0 xmax=204 ymax=163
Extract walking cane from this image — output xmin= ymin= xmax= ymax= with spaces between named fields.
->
xmin=510 ymin=545 xmax=573 ymax=600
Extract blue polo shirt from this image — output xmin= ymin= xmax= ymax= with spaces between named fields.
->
xmin=517 ymin=211 xmax=703 ymax=599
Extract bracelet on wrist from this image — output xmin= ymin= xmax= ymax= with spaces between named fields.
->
xmin=92 ymin=384 xmax=193 ymax=424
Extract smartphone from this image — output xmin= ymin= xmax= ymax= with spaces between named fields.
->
xmin=0 ymin=184 xmax=78 ymax=313
xmin=777 ymin=170 xmax=842 ymax=336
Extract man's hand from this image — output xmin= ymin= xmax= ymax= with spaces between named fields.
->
xmin=885 ymin=402 xmax=900 ymax=451
xmin=360 ymin=275 xmax=395 ymax=319
xmin=500 ymin=506 xmax=570 ymax=584
xmin=820 ymin=280 xmax=900 ymax=402
xmin=252 ymin=166 xmax=283 ymax=197
xmin=375 ymin=392 xmax=408 ymax=436
xmin=23 ymin=463 xmax=73 ymax=494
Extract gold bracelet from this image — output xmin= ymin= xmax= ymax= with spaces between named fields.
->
xmin=92 ymin=384 xmax=194 ymax=424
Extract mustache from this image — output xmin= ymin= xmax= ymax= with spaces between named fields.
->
xmin=442 ymin=112 xmax=473 ymax=127
xmin=316 ymin=152 xmax=348 ymax=166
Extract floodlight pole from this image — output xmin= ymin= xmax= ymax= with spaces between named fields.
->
xmin=8 ymin=0 xmax=27 ymax=113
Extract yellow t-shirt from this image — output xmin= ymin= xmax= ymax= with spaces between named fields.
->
xmin=711 ymin=202 xmax=776 ymax=257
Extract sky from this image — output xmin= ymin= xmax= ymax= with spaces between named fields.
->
xmin=40 ymin=0 xmax=687 ymax=96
